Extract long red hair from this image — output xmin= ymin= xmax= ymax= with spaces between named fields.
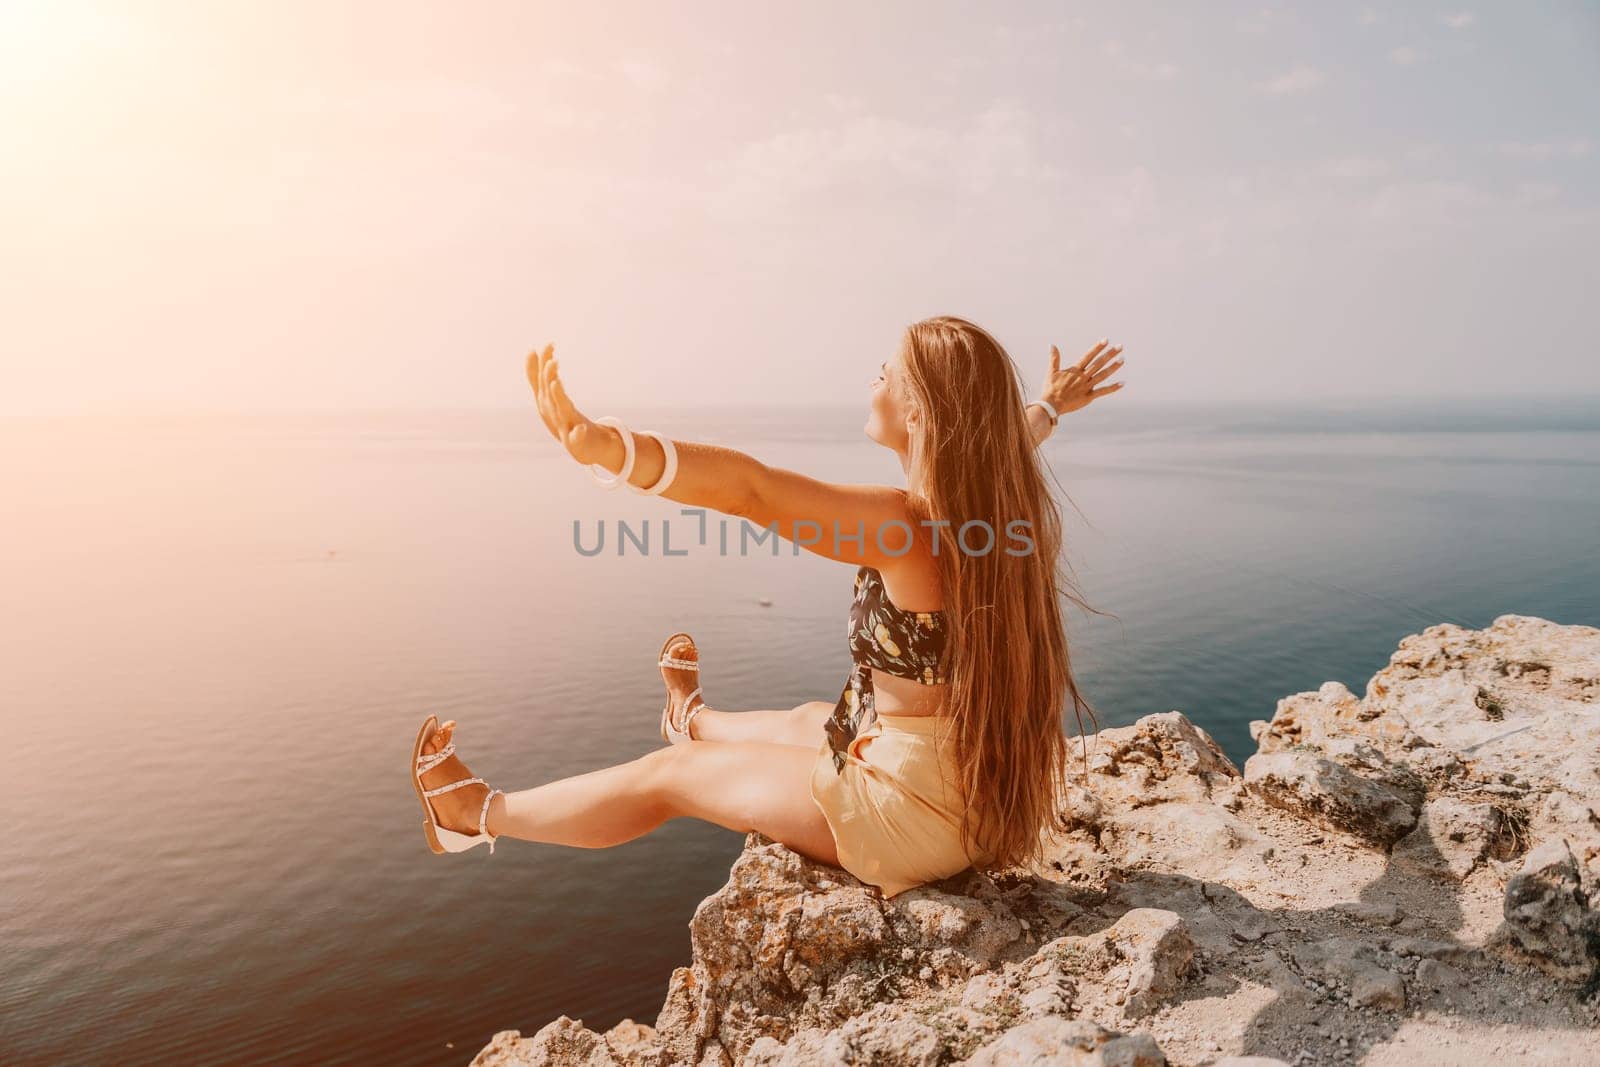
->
xmin=899 ymin=315 xmax=1107 ymax=873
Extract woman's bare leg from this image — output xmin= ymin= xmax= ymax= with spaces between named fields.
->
xmin=418 ymin=721 xmax=840 ymax=865
xmin=690 ymin=700 xmax=833 ymax=747
xmin=659 ymin=635 xmax=832 ymax=748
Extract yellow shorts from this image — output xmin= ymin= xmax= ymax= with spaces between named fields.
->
xmin=807 ymin=710 xmax=986 ymax=898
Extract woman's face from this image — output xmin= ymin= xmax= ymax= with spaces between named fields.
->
xmin=865 ymin=336 xmax=916 ymax=452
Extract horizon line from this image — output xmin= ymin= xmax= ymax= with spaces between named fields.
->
xmin=5 ymin=392 xmax=1600 ymax=420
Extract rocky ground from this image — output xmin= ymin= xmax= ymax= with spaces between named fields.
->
xmin=473 ymin=615 xmax=1600 ymax=1066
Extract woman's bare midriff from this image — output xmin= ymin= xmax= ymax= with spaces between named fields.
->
xmin=870 ymin=667 xmax=949 ymax=718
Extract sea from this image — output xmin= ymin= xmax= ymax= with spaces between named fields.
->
xmin=3 ymin=398 xmax=1597 ymax=1065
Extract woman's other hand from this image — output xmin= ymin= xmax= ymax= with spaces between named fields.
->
xmin=1042 ymin=339 xmax=1126 ymax=417
xmin=525 ymin=343 xmax=614 ymax=467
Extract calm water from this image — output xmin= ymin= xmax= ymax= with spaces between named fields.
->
xmin=4 ymin=400 xmax=1598 ymax=1065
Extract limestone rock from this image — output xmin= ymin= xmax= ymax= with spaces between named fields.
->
xmin=743 ymin=1003 xmax=947 ymax=1066
xmin=1414 ymin=959 xmax=1469 ymax=993
xmin=959 ymin=1017 xmax=1166 ymax=1066
xmin=1097 ymin=803 xmax=1274 ymax=884
xmin=1078 ymin=712 xmax=1240 ymax=811
xmin=470 ymin=1017 xmax=672 ymax=1067
xmin=1242 ymin=748 xmax=1421 ymax=846
xmin=1292 ymin=937 xmax=1405 ymax=1011
xmin=1391 ymin=797 xmax=1504 ymax=879
xmin=1503 ymin=839 xmax=1598 ymax=973
xmin=653 ymin=832 xmax=1032 ymax=1063
xmin=475 ymin=616 xmax=1600 ymax=1066
xmin=471 ymin=1020 xmax=610 ymax=1066
xmin=1098 ymin=909 xmax=1198 ymax=1017
xmin=1332 ymin=901 xmax=1404 ymax=927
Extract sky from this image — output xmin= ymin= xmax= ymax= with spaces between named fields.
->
xmin=2 ymin=0 xmax=1597 ymax=415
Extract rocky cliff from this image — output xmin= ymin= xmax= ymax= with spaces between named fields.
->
xmin=474 ymin=615 xmax=1600 ymax=1066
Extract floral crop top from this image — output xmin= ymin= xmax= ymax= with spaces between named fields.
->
xmin=822 ymin=565 xmax=949 ymax=774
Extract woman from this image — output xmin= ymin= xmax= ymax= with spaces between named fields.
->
xmin=409 ymin=316 xmax=1125 ymax=898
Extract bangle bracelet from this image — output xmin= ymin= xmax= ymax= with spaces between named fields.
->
xmin=1028 ymin=399 xmax=1060 ymax=426
xmin=588 ymin=416 xmax=636 ymax=489
xmin=628 ymin=430 xmax=679 ymax=496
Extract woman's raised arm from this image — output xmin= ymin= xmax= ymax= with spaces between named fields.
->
xmin=527 ymin=345 xmax=915 ymax=569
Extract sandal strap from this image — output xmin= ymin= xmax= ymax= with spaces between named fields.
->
xmin=416 ymin=742 xmax=455 ymax=775
xmin=422 ymin=775 xmax=485 ymax=799
xmin=671 ymin=686 xmax=705 ymax=735
xmin=480 ymin=788 xmax=503 ymax=840
xmin=659 ymin=655 xmax=700 ymax=670
xmin=682 ymin=700 xmax=708 ymax=740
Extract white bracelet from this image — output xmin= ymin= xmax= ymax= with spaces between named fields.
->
xmin=1027 ymin=399 xmax=1060 ymax=426
xmin=628 ymin=430 xmax=679 ymax=496
xmin=588 ymin=416 xmax=636 ymax=489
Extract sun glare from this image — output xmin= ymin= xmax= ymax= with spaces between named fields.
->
xmin=0 ymin=0 xmax=140 ymax=91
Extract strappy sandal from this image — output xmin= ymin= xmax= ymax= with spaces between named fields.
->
xmin=411 ymin=715 xmax=505 ymax=854
xmin=658 ymin=631 xmax=709 ymax=745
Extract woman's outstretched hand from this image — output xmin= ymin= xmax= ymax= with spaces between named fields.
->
xmin=1041 ymin=340 xmax=1126 ymax=417
xmin=525 ymin=343 xmax=613 ymax=467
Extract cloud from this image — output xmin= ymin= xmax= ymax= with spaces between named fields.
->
xmin=709 ymin=101 xmax=1065 ymax=219
xmin=1366 ymin=180 xmax=1491 ymax=226
xmin=1325 ymin=157 xmax=1391 ymax=179
xmin=1253 ymin=66 xmax=1324 ymax=95
xmin=1388 ymin=45 xmax=1424 ymax=66
xmin=1513 ymin=181 xmax=1561 ymax=206
xmin=1494 ymin=138 xmax=1592 ymax=160
xmin=1101 ymin=40 xmax=1179 ymax=81
xmin=1441 ymin=11 xmax=1477 ymax=30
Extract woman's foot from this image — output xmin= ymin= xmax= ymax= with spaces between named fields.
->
xmin=416 ymin=718 xmax=493 ymax=836
xmin=659 ymin=634 xmax=709 ymax=741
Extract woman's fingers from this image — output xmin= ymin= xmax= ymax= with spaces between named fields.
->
xmin=1076 ymin=340 xmax=1109 ymax=370
xmin=531 ymin=350 xmax=550 ymax=396
xmin=528 ymin=345 xmax=565 ymax=441
xmin=547 ymin=357 xmax=598 ymax=456
xmin=534 ymin=387 xmax=560 ymax=440
xmin=543 ymin=358 xmax=567 ymax=421
xmin=1050 ymin=345 xmax=1061 ymax=376
xmin=1084 ymin=343 xmax=1123 ymax=377
xmin=527 ymin=344 xmax=552 ymax=396
xmin=1088 ymin=350 xmax=1125 ymax=383
xmin=551 ymin=375 xmax=579 ymax=422
xmin=532 ymin=354 xmax=556 ymax=433
xmin=1089 ymin=381 xmax=1125 ymax=397
xmin=549 ymin=366 xmax=583 ymax=429
xmin=542 ymin=359 xmax=573 ymax=442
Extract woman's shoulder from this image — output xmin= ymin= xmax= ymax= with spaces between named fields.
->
xmin=870 ymin=554 xmax=944 ymax=614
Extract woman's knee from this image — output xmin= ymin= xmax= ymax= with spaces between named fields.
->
xmin=638 ymin=743 xmax=751 ymax=823
xmin=635 ymin=744 xmax=696 ymax=818
xmin=638 ymin=741 xmax=823 ymax=845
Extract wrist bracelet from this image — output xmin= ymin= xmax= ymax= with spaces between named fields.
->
xmin=588 ymin=416 xmax=636 ymax=489
xmin=628 ymin=430 xmax=679 ymax=496
xmin=1027 ymin=399 xmax=1060 ymax=426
